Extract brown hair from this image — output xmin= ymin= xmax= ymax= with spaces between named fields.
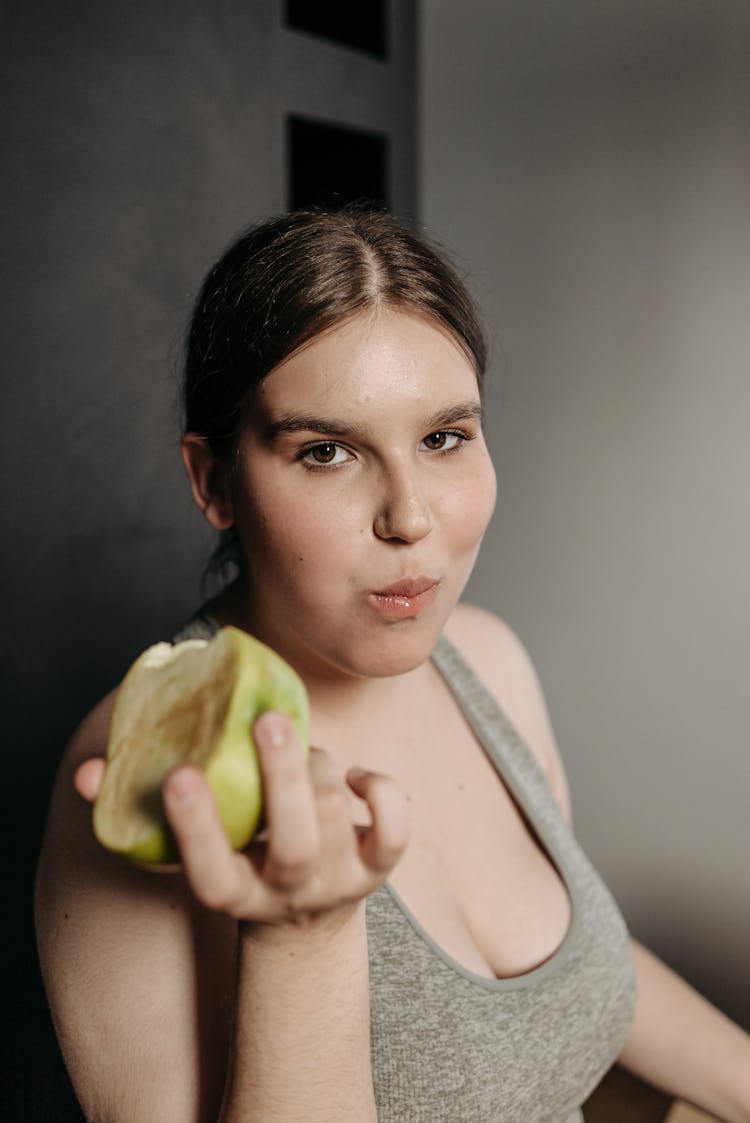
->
xmin=182 ymin=208 xmax=486 ymax=461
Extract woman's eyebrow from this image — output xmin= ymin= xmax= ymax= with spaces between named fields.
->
xmin=264 ymin=413 xmax=362 ymax=441
xmin=425 ymin=401 xmax=484 ymax=429
xmin=264 ymin=400 xmax=483 ymax=442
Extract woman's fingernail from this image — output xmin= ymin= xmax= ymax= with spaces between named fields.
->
xmin=255 ymin=711 xmax=287 ymax=749
xmin=165 ymin=770 xmax=197 ymax=810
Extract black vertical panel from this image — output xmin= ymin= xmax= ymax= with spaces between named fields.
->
xmin=287 ymin=115 xmax=390 ymax=211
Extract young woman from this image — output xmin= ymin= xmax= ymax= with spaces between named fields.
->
xmin=36 ymin=210 xmax=750 ymax=1122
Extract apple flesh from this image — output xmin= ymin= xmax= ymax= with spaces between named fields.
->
xmin=93 ymin=626 xmax=309 ymax=864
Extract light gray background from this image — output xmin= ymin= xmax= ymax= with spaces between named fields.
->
xmin=422 ymin=0 xmax=750 ymax=1028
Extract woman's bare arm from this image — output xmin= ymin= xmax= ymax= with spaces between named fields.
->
xmin=36 ymin=700 xmax=408 ymax=1123
xmin=35 ymin=694 xmax=234 ymax=1122
xmin=619 ymin=941 xmax=750 ymax=1123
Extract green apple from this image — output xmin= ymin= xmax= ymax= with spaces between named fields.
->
xmin=93 ymin=626 xmax=309 ymax=864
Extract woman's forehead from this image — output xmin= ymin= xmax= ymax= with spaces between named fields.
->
xmin=257 ymin=308 xmax=480 ymax=413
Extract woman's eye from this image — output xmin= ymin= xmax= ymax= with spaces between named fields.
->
xmin=421 ymin=430 xmax=463 ymax=452
xmin=302 ymin=442 xmax=349 ymax=467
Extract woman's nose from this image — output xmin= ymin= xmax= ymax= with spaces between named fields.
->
xmin=372 ymin=467 xmax=434 ymax=543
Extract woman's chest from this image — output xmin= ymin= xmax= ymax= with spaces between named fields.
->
xmin=328 ymin=677 xmax=572 ymax=981
xmin=366 ymin=865 xmax=634 ymax=1123
xmin=387 ymin=721 xmax=573 ymax=979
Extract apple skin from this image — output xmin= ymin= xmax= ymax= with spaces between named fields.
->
xmin=93 ymin=627 xmax=309 ymax=865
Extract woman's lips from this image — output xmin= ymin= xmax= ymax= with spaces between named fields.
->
xmin=367 ymin=578 xmax=441 ymax=620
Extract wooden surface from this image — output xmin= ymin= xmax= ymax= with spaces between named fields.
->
xmin=583 ymin=1065 xmax=720 ymax=1122
xmin=584 ymin=1065 xmax=672 ymax=1121
xmin=666 ymin=1103 xmax=721 ymax=1123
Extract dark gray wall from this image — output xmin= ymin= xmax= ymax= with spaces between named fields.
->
xmin=2 ymin=3 xmax=415 ymax=1114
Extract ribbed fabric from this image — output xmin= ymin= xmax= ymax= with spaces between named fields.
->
xmin=172 ymin=614 xmax=636 ymax=1121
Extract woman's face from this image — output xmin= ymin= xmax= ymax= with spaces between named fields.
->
xmin=221 ymin=308 xmax=496 ymax=682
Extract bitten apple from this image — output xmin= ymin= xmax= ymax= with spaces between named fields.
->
xmin=93 ymin=626 xmax=309 ymax=864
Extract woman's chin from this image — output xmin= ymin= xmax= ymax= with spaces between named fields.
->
xmin=339 ymin=625 xmax=444 ymax=681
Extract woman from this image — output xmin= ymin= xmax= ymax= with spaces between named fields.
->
xmin=36 ymin=210 xmax=750 ymax=1122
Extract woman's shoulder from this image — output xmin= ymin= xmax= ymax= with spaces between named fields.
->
xmin=442 ymin=602 xmax=543 ymax=707
xmin=37 ymin=689 xmax=120 ymax=903
xmin=58 ymin=688 xmax=119 ymax=782
xmin=443 ymin=603 xmax=573 ymax=820
xmin=443 ymin=601 xmax=525 ymax=664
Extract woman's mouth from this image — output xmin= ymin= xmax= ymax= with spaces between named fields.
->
xmin=366 ymin=578 xmax=441 ymax=621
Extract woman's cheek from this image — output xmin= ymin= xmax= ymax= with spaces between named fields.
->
xmin=272 ymin=498 xmax=350 ymax=568
xmin=447 ymin=460 xmax=497 ymax=548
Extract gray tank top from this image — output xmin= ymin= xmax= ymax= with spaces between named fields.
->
xmin=173 ymin=612 xmax=636 ymax=1122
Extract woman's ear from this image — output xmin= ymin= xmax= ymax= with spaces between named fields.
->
xmin=181 ymin=433 xmax=235 ymax=530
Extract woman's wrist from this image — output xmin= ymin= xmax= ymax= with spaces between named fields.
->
xmin=240 ymin=896 xmax=365 ymax=946
xmin=222 ymin=899 xmax=376 ymax=1122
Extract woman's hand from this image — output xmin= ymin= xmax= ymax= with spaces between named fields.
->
xmin=74 ymin=711 xmax=409 ymax=925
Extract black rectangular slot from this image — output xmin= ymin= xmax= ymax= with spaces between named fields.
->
xmin=287 ymin=114 xmax=390 ymax=212
xmin=284 ymin=1 xmax=388 ymax=59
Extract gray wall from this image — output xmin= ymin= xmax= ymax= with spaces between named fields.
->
xmin=3 ymin=3 xmax=415 ymax=1112
xmin=422 ymin=0 xmax=750 ymax=1027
